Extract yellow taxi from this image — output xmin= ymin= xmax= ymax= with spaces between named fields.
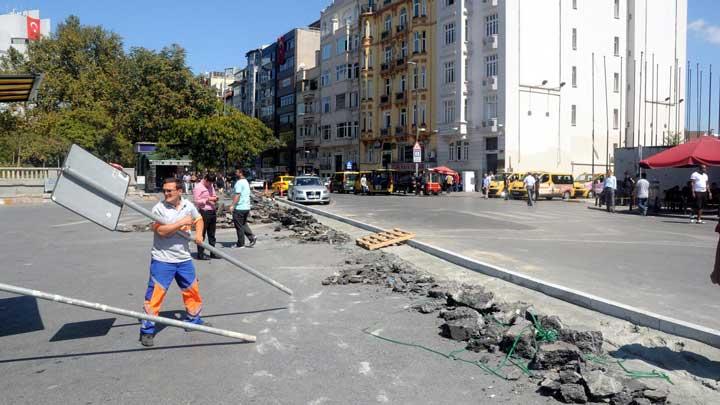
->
xmin=573 ymin=173 xmax=604 ymax=198
xmin=271 ymin=175 xmax=294 ymax=193
xmin=488 ymin=173 xmax=520 ymax=198
xmin=510 ymin=172 xmax=575 ymax=200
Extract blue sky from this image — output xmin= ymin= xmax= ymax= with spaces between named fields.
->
xmin=5 ymin=0 xmax=720 ymax=130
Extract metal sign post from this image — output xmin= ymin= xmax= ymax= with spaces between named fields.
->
xmin=413 ymin=142 xmax=422 ymax=177
xmin=51 ymin=145 xmax=293 ymax=296
xmin=0 ymin=282 xmax=255 ymax=342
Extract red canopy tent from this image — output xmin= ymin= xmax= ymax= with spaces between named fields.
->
xmin=639 ymin=136 xmax=720 ymax=169
xmin=430 ymin=166 xmax=460 ymax=183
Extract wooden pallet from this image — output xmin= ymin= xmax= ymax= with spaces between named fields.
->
xmin=356 ymin=228 xmax=416 ymax=251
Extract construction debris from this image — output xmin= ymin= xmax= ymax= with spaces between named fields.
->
xmin=321 ymin=249 xmax=672 ymax=404
xmin=356 ymin=229 xmax=415 ymax=251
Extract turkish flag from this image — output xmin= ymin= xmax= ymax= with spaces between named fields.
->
xmin=27 ymin=17 xmax=41 ymax=41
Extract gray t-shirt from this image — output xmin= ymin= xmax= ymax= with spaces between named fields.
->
xmin=151 ymin=199 xmax=201 ymax=263
xmin=635 ymin=179 xmax=650 ymax=199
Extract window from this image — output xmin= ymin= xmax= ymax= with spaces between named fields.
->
xmin=613 ymin=108 xmax=619 ymax=129
xmin=349 ymin=92 xmax=359 ymax=108
xmin=400 ymin=109 xmax=407 ymax=126
xmin=321 ymin=70 xmax=330 ymax=86
xmin=571 ymin=105 xmax=577 ymax=126
xmin=383 ymin=111 xmax=391 ymax=128
xmin=337 ymin=37 xmax=348 ymax=55
xmin=484 ymin=95 xmax=497 ymax=120
xmin=485 ymin=14 xmax=498 ymax=37
xmin=336 ymin=64 xmax=347 ymax=81
xmin=445 ymin=0 xmax=455 ymax=6
xmin=413 ymin=31 xmax=427 ymax=53
xmin=444 ymin=61 xmax=455 ymax=84
xmin=322 ymin=97 xmax=331 ymax=113
xmin=322 ymin=44 xmax=332 ymax=60
xmin=465 ymin=18 xmax=469 ymax=40
xmin=445 ymin=23 xmax=456 ymax=45
xmin=336 ymin=93 xmax=346 ymax=110
xmin=614 ymin=0 xmax=620 ymax=19
xmin=613 ymin=73 xmax=619 ymax=93
xmin=449 ymin=141 xmax=469 ymax=161
xmin=384 ymin=46 xmax=392 ymax=63
xmin=485 ymin=55 xmax=497 ymax=77
xmin=572 ymin=28 xmax=577 ymax=50
xmin=279 ymin=56 xmax=294 ymax=72
xmin=365 ymin=79 xmax=374 ymax=99
xmin=464 ymin=58 xmax=469 ymax=79
xmin=571 ymin=66 xmax=577 ymax=87
xmin=613 ymin=36 xmax=620 ymax=56
xmin=384 ymin=14 xmax=392 ymax=33
xmin=401 ymin=40 xmax=408 ymax=58
xmin=10 ymin=38 xmax=29 ymax=45
xmin=321 ymin=125 xmax=331 ymax=140
xmin=385 ymin=78 xmax=391 ymax=95
xmin=413 ymin=0 xmax=420 ymax=17
xmin=399 ymin=8 xmax=408 ymax=28
xmin=420 ymin=65 xmax=427 ymax=88
xmin=444 ymin=99 xmax=456 ymax=124
xmin=572 ymin=0 xmax=577 ymax=9
xmin=413 ymin=66 xmax=419 ymax=89
xmin=400 ymin=75 xmax=406 ymax=92
xmin=281 ymin=78 xmax=292 ymax=88
xmin=280 ymin=94 xmax=295 ymax=107
xmin=486 ymin=137 xmax=498 ymax=151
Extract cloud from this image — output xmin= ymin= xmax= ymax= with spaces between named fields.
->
xmin=688 ymin=19 xmax=720 ymax=46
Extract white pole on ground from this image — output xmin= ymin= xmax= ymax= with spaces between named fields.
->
xmin=0 ymin=282 xmax=256 ymax=342
xmin=61 ymin=166 xmax=293 ymax=296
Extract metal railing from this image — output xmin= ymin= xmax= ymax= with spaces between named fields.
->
xmin=0 ymin=167 xmax=61 ymax=181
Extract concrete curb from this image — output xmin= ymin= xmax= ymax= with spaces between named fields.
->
xmin=277 ymin=198 xmax=720 ymax=349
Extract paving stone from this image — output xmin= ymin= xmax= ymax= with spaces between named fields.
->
xmin=559 ymin=383 xmax=588 ymax=403
xmin=584 ymin=370 xmax=623 ymax=399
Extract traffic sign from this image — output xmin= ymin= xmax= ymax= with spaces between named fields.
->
xmin=413 ymin=142 xmax=422 ymax=163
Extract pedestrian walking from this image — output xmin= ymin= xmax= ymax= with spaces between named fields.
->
xmin=503 ymin=175 xmax=511 ymax=200
xmin=634 ymin=173 xmax=650 ymax=216
xmin=623 ymin=171 xmax=636 ymax=211
xmin=193 ymin=173 xmax=220 ymax=260
xmin=604 ymin=170 xmax=617 ymax=213
xmin=360 ymin=174 xmax=369 ymax=195
xmin=215 ymin=174 xmax=225 ymax=195
xmin=690 ymin=164 xmax=711 ymax=224
xmin=139 ymin=178 xmax=208 ymax=347
xmin=712 ymin=222 xmax=720 ymax=285
xmin=182 ymin=172 xmax=191 ymax=194
xmin=190 ymin=173 xmax=198 ymax=191
xmin=523 ymin=173 xmax=536 ymax=207
xmin=445 ymin=174 xmax=454 ymax=194
xmin=232 ymin=169 xmax=257 ymax=248
xmin=482 ymin=173 xmax=491 ymax=199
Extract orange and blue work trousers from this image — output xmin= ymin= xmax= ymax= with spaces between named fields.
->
xmin=141 ymin=259 xmax=203 ymax=335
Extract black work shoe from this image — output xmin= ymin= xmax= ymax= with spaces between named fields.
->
xmin=196 ymin=254 xmax=209 ymax=261
xmin=210 ymin=253 xmax=222 ymax=259
xmin=139 ymin=334 xmax=154 ymax=347
xmin=247 ymin=237 xmax=257 ymax=248
xmin=184 ymin=320 xmax=212 ymax=332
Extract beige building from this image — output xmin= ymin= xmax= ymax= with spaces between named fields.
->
xmin=295 ymin=62 xmax=321 ymax=174
xmin=359 ymin=0 xmax=437 ymax=172
xmin=318 ymin=0 xmax=362 ymax=177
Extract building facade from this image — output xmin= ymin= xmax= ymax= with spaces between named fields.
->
xmin=296 ymin=63 xmax=321 ymax=174
xmin=359 ymin=0 xmax=437 ymax=172
xmin=0 ymin=9 xmax=50 ymax=57
xmin=436 ymin=0 xmax=686 ymax=181
xmin=318 ymin=0 xmax=362 ymax=177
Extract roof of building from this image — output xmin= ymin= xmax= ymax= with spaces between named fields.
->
xmin=0 ymin=74 xmax=42 ymax=102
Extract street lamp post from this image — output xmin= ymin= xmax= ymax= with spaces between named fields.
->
xmin=408 ymin=61 xmax=421 ymax=177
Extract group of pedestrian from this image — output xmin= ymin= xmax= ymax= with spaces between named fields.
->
xmin=138 ymin=167 xmax=256 ymax=347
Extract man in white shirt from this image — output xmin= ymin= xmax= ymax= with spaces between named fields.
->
xmin=690 ymin=164 xmax=711 ymax=224
xmin=603 ymin=170 xmax=617 ymax=213
xmin=482 ymin=173 xmax=491 ymax=199
xmin=634 ymin=173 xmax=650 ymax=216
xmin=523 ymin=173 xmax=536 ymax=207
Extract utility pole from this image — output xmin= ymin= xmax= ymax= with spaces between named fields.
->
xmin=709 ymin=64 xmax=713 ymax=135
xmin=603 ymin=56 xmax=610 ymax=172
xmin=408 ymin=61 xmax=421 ymax=177
xmin=592 ymin=52 xmax=595 ymax=178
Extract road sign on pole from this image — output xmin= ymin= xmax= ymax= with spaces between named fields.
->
xmin=413 ymin=142 xmax=422 ymax=163
xmin=52 ymin=144 xmax=293 ymax=296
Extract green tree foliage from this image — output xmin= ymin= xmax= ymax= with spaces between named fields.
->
xmin=160 ymin=108 xmax=279 ymax=170
xmin=0 ymin=15 xmax=263 ymax=168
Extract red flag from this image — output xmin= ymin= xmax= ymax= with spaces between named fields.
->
xmin=27 ymin=17 xmax=41 ymax=41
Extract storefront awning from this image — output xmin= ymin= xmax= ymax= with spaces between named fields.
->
xmin=0 ymin=74 xmax=43 ymax=102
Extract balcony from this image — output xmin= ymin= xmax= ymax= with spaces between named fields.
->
xmin=395 ymin=91 xmax=407 ymax=102
xmin=396 ymin=57 xmax=406 ymax=67
xmin=381 ymin=30 xmax=390 ymax=40
xmin=380 ymin=94 xmax=390 ymax=105
xmin=381 ymin=63 xmax=391 ymax=72
xmin=395 ymin=126 xmax=407 ymax=136
xmin=483 ymin=75 xmax=498 ymax=91
xmin=380 ymin=127 xmax=390 ymax=137
xmin=361 ymin=4 xmax=376 ymax=14
xmin=483 ymin=34 xmax=498 ymax=50
xmin=482 ymin=0 xmax=499 ymax=6
xmin=396 ymin=25 xmax=406 ymax=33
xmin=482 ymin=118 xmax=499 ymax=133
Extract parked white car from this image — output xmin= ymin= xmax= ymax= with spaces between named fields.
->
xmin=249 ymin=178 xmax=266 ymax=190
xmin=288 ymin=176 xmax=331 ymax=204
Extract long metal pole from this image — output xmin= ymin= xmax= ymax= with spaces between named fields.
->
xmin=0 ymin=282 xmax=256 ymax=342
xmin=592 ymin=52 xmax=595 ymax=177
xmin=619 ymin=56 xmax=624 ymax=147
xmin=709 ymin=64 xmax=713 ymax=134
xmin=650 ymin=56 xmax=655 ymax=145
xmin=637 ymin=52 xmax=644 ymax=147
xmin=60 ymin=167 xmax=293 ymax=296
xmin=643 ymin=59 xmax=648 ymax=146
xmin=655 ymin=63 xmax=659 ymax=145
xmin=604 ymin=56 xmax=610 ymax=171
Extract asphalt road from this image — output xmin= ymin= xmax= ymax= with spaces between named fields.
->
xmin=315 ymin=192 xmax=720 ymax=330
xmin=0 ymin=201 xmax=550 ymax=404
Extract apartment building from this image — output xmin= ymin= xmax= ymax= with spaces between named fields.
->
xmin=296 ymin=63 xmax=321 ymax=174
xmin=359 ymin=0 xmax=437 ymax=172
xmin=318 ymin=0 xmax=362 ymax=178
xmin=0 ymin=9 xmax=50 ymax=57
xmin=436 ymin=0 xmax=686 ymax=180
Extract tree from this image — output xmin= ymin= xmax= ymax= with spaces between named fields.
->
xmin=160 ymin=109 xmax=278 ymax=170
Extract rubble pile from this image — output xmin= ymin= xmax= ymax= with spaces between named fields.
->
xmin=322 ymin=253 xmax=670 ymax=404
xmin=321 ymin=251 xmax=436 ymax=292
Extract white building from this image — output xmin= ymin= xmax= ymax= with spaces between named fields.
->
xmin=318 ymin=0 xmax=361 ymax=177
xmin=435 ymin=0 xmax=686 ymax=180
xmin=0 ymin=9 xmax=51 ymax=56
